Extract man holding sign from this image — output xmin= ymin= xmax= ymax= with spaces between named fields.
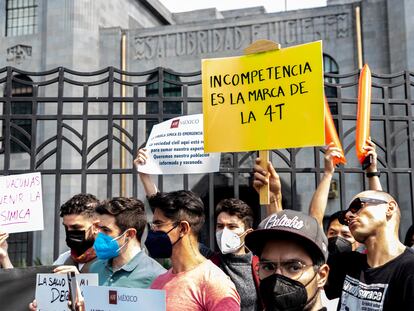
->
xmin=29 ymin=193 xmax=101 ymax=310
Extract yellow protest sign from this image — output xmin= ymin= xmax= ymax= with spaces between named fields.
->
xmin=202 ymin=40 xmax=325 ymax=152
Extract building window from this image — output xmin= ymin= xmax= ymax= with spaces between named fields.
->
xmin=6 ymin=0 xmax=38 ymax=37
xmin=323 ymin=54 xmax=339 ymax=107
xmin=7 ymin=75 xmax=33 ymax=153
xmin=145 ymin=71 xmax=182 ymax=139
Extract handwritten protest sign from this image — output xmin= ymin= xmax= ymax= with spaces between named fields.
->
xmin=202 ymin=40 xmax=325 ymax=152
xmin=83 ymin=286 xmax=166 ymax=311
xmin=138 ymin=114 xmax=220 ymax=174
xmin=35 ymin=273 xmax=98 ymax=311
xmin=0 ymin=172 xmax=44 ymax=233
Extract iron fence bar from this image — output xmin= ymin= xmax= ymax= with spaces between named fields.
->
xmin=208 ymin=172 xmax=215 ymax=250
xmin=53 ymin=67 xmax=64 ymax=260
xmin=107 ymin=67 xmax=115 ymax=197
xmin=81 ymin=85 xmax=89 ymax=194
xmin=132 ymin=86 xmax=139 ymax=198
xmin=405 ymin=71 xmax=414 ymax=224
xmin=383 ymin=78 xmax=394 ymax=196
xmin=3 ymin=67 xmax=12 ymax=171
xmin=233 ymin=153 xmax=239 ymax=199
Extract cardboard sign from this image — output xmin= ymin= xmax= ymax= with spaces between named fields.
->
xmin=35 ymin=273 xmax=98 ymax=311
xmin=138 ymin=114 xmax=220 ymax=174
xmin=202 ymin=40 xmax=325 ymax=152
xmin=0 ymin=172 xmax=44 ymax=233
xmin=83 ymin=286 xmax=166 ymax=311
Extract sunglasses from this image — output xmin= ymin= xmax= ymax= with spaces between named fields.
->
xmin=338 ymin=197 xmax=388 ymax=226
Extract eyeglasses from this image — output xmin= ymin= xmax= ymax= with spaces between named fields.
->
xmin=148 ymin=221 xmax=178 ymax=231
xmin=338 ymin=197 xmax=388 ymax=226
xmin=255 ymin=260 xmax=315 ymax=280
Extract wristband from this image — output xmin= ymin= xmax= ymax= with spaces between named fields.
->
xmin=366 ymin=171 xmax=381 ymax=178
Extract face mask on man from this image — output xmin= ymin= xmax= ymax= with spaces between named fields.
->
xmin=93 ymin=231 xmax=129 ymax=260
xmin=65 ymin=226 xmax=94 ymax=255
xmin=259 ymin=272 xmax=319 ymax=311
xmin=145 ymin=223 xmax=182 ymax=258
xmin=327 ymin=236 xmax=353 ymax=255
xmin=216 ymin=228 xmax=247 ymax=254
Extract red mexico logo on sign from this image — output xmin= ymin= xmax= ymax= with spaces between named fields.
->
xmin=170 ymin=119 xmax=180 ymax=128
xmin=109 ymin=290 xmax=117 ymax=305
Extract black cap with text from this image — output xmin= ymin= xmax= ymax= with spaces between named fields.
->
xmin=245 ymin=209 xmax=328 ymax=262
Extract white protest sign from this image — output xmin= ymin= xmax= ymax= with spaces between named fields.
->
xmin=0 ymin=172 xmax=43 ymax=233
xmin=83 ymin=286 xmax=166 ymax=311
xmin=138 ymin=114 xmax=220 ymax=174
xmin=35 ymin=273 xmax=98 ymax=311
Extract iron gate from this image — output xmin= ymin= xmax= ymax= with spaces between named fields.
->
xmin=0 ymin=66 xmax=413 ymax=266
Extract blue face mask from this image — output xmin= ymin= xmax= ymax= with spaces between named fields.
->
xmin=145 ymin=224 xmax=180 ymax=258
xmin=93 ymin=231 xmax=128 ymax=260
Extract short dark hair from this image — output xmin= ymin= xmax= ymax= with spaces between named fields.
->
xmin=148 ymin=190 xmax=205 ymax=235
xmin=326 ymin=211 xmax=343 ymax=231
xmin=59 ymin=193 xmax=99 ymax=218
xmin=215 ymin=198 xmax=254 ymax=229
xmin=95 ymin=197 xmax=146 ymax=242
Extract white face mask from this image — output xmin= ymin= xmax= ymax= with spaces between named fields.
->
xmin=216 ymin=228 xmax=244 ymax=254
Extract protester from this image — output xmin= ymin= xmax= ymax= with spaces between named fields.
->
xmin=325 ymin=190 xmax=414 ymax=310
xmin=90 ymin=197 xmax=166 ymax=287
xmin=212 ymin=198 xmax=258 ymax=310
xmin=245 ymin=209 xmax=330 ymax=311
xmin=29 ymin=193 xmax=100 ymax=310
xmin=0 ymin=231 xmax=13 ymax=269
xmin=309 ymin=139 xmax=382 ymax=254
xmin=53 ymin=193 xmax=100 ymax=271
xmin=135 ymin=149 xmax=279 ymax=310
xmin=212 ymin=158 xmax=283 ymax=311
xmin=147 ymin=190 xmax=241 ymax=310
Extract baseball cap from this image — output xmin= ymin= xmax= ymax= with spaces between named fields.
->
xmin=245 ymin=209 xmax=328 ymax=262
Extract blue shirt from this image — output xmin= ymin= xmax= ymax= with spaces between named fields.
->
xmin=90 ymin=251 xmax=166 ymax=288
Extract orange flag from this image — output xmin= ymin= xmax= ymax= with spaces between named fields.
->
xmin=356 ymin=64 xmax=372 ymax=165
xmin=325 ymin=97 xmax=346 ymax=165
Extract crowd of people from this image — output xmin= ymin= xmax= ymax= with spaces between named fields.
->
xmin=1 ymin=139 xmax=414 ymax=311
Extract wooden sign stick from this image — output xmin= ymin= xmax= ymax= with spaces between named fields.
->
xmin=243 ymin=40 xmax=281 ymax=205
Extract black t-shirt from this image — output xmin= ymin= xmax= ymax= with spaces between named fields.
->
xmin=325 ymin=247 xmax=414 ymax=310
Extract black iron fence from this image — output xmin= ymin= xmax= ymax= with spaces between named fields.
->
xmin=1 ymin=66 xmax=413 ymax=266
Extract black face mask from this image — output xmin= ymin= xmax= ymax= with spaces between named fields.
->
xmin=259 ymin=273 xmax=308 ymax=311
xmin=65 ymin=228 xmax=94 ymax=256
xmin=145 ymin=224 xmax=181 ymax=258
xmin=328 ymin=236 xmax=353 ymax=255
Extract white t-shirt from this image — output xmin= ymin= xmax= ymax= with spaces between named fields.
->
xmin=53 ymin=250 xmax=86 ymax=271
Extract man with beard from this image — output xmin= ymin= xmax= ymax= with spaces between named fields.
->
xmin=29 ymin=193 xmax=100 ymax=310
xmin=245 ymin=209 xmax=330 ymax=311
xmin=52 ymin=193 xmax=100 ymax=272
